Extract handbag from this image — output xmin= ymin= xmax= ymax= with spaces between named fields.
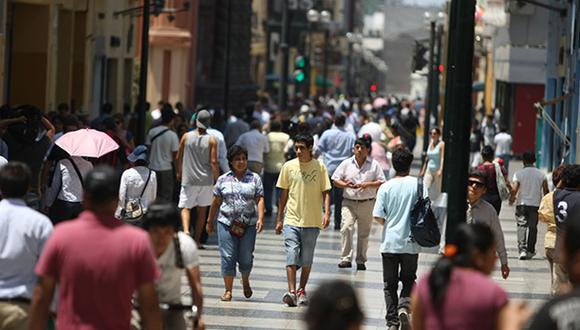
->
xmin=494 ymin=161 xmax=510 ymax=201
xmin=409 ymin=177 xmax=441 ymax=247
xmin=229 ymin=218 xmax=249 ymax=238
xmin=122 ymin=169 xmax=151 ymax=223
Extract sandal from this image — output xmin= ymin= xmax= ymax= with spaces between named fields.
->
xmin=220 ymin=290 xmax=232 ymax=302
xmin=242 ymin=281 xmax=253 ymax=298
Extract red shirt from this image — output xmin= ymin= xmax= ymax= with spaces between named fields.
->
xmin=36 ymin=211 xmax=159 ymax=330
xmin=477 ymin=162 xmax=508 ymax=194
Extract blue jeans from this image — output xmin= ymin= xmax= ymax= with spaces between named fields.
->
xmin=217 ymin=221 xmax=257 ymax=277
xmin=331 ymin=179 xmax=343 ymax=229
xmin=263 ymin=172 xmax=281 ymax=213
xmin=283 ymin=225 xmax=320 ymax=267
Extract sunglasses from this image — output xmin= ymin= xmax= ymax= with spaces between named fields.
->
xmin=468 ymin=180 xmax=485 ymax=188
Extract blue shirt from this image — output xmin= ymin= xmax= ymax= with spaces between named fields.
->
xmin=316 ymin=127 xmax=356 ymax=175
xmin=0 ymin=199 xmax=53 ymax=299
xmin=213 ymin=171 xmax=264 ymax=226
xmin=373 ymin=176 xmax=422 ymax=254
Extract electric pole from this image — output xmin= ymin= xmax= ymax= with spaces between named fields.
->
xmin=278 ymin=0 xmax=289 ymax=111
xmin=442 ymin=0 xmax=476 ymax=243
xmin=137 ymin=0 xmax=151 ymax=144
xmin=422 ymin=20 xmax=436 ymax=163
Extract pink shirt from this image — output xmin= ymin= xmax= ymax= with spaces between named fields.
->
xmin=415 ymin=268 xmax=507 ymax=330
xmin=36 ymin=211 xmax=160 ymax=330
xmin=370 ymin=141 xmax=391 ymax=172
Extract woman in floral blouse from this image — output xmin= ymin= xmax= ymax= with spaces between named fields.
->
xmin=206 ymin=145 xmax=265 ymax=302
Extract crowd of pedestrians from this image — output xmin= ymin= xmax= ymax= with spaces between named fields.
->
xmin=0 ymin=95 xmax=578 ymax=330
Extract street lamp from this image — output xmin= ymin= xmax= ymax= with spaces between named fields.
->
xmin=306 ymin=9 xmax=333 ymax=96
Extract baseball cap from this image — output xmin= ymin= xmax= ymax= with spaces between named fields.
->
xmin=196 ymin=109 xmax=212 ymax=129
xmin=127 ymin=145 xmax=148 ymax=163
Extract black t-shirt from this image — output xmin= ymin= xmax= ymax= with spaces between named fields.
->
xmin=529 ymin=289 xmax=580 ymax=330
xmin=470 ymin=129 xmax=483 ymax=152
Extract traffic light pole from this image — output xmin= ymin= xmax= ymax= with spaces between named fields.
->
xmin=422 ymin=20 xmax=436 ymax=164
xmin=136 ymin=0 xmax=150 ymax=144
xmin=442 ymin=0 xmax=476 ymax=243
xmin=279 ymin=0 xmax=289 ymax=111
xmin=433 ymin=24 xmax=443 ymax=124
xmin=223 ymin=0 xmax=232 ymax=116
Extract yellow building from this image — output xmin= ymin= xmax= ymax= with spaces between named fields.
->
xmin=1 ymin=0 xmax=137 ymax=117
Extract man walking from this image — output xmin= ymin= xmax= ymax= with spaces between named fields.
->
xmin=0 ymin=162 xmax=53 ymax=330
xmin=332 ymin=136 xmax=385 ymax=270
xmin=176 ymin=109 xmax=219 ymax=245
xmin=372 ymin=148 xmax=420 ymax=330
xmin=467 ymin=170 xmax=510 ymax=279
xmin=316 ymin=113 xmax=356 ymax=229
xmin=263 ymin=120 xmax=290 ymax=215
xmin=146 ymin=107 xmax=179 ymax=202
xmin=276 ymin=134 xmax=331 ymax=307
xmin=29 ymin=166 xmax=161 ymax=330
xmin=510 ymin=151 xmax=548 ymax=260
xmin=494 ymin=126 xmax=513 ymax=174
xmin=236 ymin=119 xmax=269 ymax=174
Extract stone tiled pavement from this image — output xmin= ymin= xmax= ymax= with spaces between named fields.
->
xmin=181 ymin=160 xmax=551 ymax=329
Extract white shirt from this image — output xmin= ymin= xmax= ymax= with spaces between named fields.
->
xmin=47 ymin=157 xmax=93 ymax=204
xmin=0 ymin=156 xmax=7 ymax=168
xmin=0 ymin=199 xmax=53 ymax=299
xmin=145 ymin=126 xmax=179 ymax=171
xmin=236 ymin=129 xmax=269 ymax=163
xmin=358 ymin=122 xmax=383 ymax=142
xmin=207 ymin=128 xmax=231 ymax=173
xmin=494 ymin=132 xmax=512 ymax=156
xmin=116 ymin=167 xmax=158 ymax=218
xmin=156 ymin=232 xmax=200 ymax=303
xmin=332 ymin=156 xmax=386 ymax=200
xmin=513 ymin=166 xmax=546 ymax=207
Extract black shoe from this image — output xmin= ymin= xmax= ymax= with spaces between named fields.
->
xmin=334 ymin=225 xmax=341 ymax=230
xmin=399 ymin=308 xmax=411 ymax=330
xmin=265 ymin=209 xmax=272 ymax=216
xmin=356 ymin=263 xmax=366 ymax=271
xmin=338 ymin=261 xmax=352 ymax=268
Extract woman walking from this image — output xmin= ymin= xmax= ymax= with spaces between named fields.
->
xmin=411 ymin=223 xmax=516 ymax=330
xmin=116 ymin=145 xmax=157 ymax=225
xmin=477 ymin=145 xmax=512 ymax=214
xmin=420 ymin=128 xmax=444 ymax=201
xmin=206 ymin=145 xmax=265 ymax=301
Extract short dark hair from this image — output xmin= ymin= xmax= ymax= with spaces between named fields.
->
xmin=250 ymin=119 xmax=261 ymax=130
xmin=355 ymin=134 xmax=372 ymax=150
xmin=468 ymin=169 xmax=488 ymax=187
xmin=0 ymin=162 xmax=30 ymax=198
xmin=553 ymin=164 xmax=568 ymax=187
xmin=334 ymin=113 xmax=346 ymax=127
xmin=84 ymin=166 xmax=120 ymax=205
xmin=270 ymin=120 xmax=282 ymax=132
xmin=294 ymin=134 xmax=314 ymax=149
xmin=522 ymin=151 xmax=536 ymax=164
xmin=481 ymin=145 xmax=494 ymax=161
xmin=227 ymin=145 xmax=248 ymax=165
xmin=561 ymin=164 xmax=580 ymax=189
xmin=142 ymin=202 xmax=180 ymax=231
xmin=161 ymin=107 xmax=176 ymax=124
xmin=392 ymin=148 xmax=413 ymax=172
xmin=304 ymin=280 xmax=364 ymax=330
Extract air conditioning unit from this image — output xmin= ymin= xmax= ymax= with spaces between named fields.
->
xmin=505 ymin=0 xmax=535 ymax=15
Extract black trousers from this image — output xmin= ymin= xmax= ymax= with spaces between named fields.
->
xmin=483 ymin=191 xmax=502 ymax=215
xmin=49 ymin=199 xmax=83 ymax=224
xmin=382 ymin=253 xmax=418 ymax=327
xmin=330 ymin=179 xmax=343 ymax=229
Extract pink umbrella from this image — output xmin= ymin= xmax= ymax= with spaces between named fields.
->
xmin=55 ymin=128 xmax=119 ymax=158
xmin=373 ymin=97 xmax=388 ymax=109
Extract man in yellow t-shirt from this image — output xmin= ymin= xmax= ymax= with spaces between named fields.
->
xmin=275 ymin=134 xmax=331 ymax=307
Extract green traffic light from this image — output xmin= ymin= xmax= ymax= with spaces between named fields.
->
xmin=295 ymin=71 xmax=306 ymax=82
xmin=295 ymin=56 xmax=306 ymax=69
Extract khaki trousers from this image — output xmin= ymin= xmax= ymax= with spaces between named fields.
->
xmin=546 ymin=248 xmax=570 ymax=295
xmin=340 ymin=199 xmax=374 ymax=264
xmin=0 ymin=301 xmax=29 ymax=330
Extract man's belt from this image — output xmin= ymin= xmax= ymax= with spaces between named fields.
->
xmin=0 ymin=297 xmax=31 ymax=304
xmin=344 ymin=198 xmax=375 ymax=203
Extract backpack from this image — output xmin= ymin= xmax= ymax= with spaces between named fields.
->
xmin=409 ymin=177 xmax=441 ymax=247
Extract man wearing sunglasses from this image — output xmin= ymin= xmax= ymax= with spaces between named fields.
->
xmin=467 ymin=170 xmax=510 ymax=279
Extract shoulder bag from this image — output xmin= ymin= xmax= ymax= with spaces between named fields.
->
xmin=494 ymin=161 xmax=510 ymax=201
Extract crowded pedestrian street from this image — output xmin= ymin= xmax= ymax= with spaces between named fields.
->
xmin=191 ymin=161 xmax=551 ymax=329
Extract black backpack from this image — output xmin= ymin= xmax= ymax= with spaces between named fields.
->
xmin=409 ymin=177 xmax=441 ymax=247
